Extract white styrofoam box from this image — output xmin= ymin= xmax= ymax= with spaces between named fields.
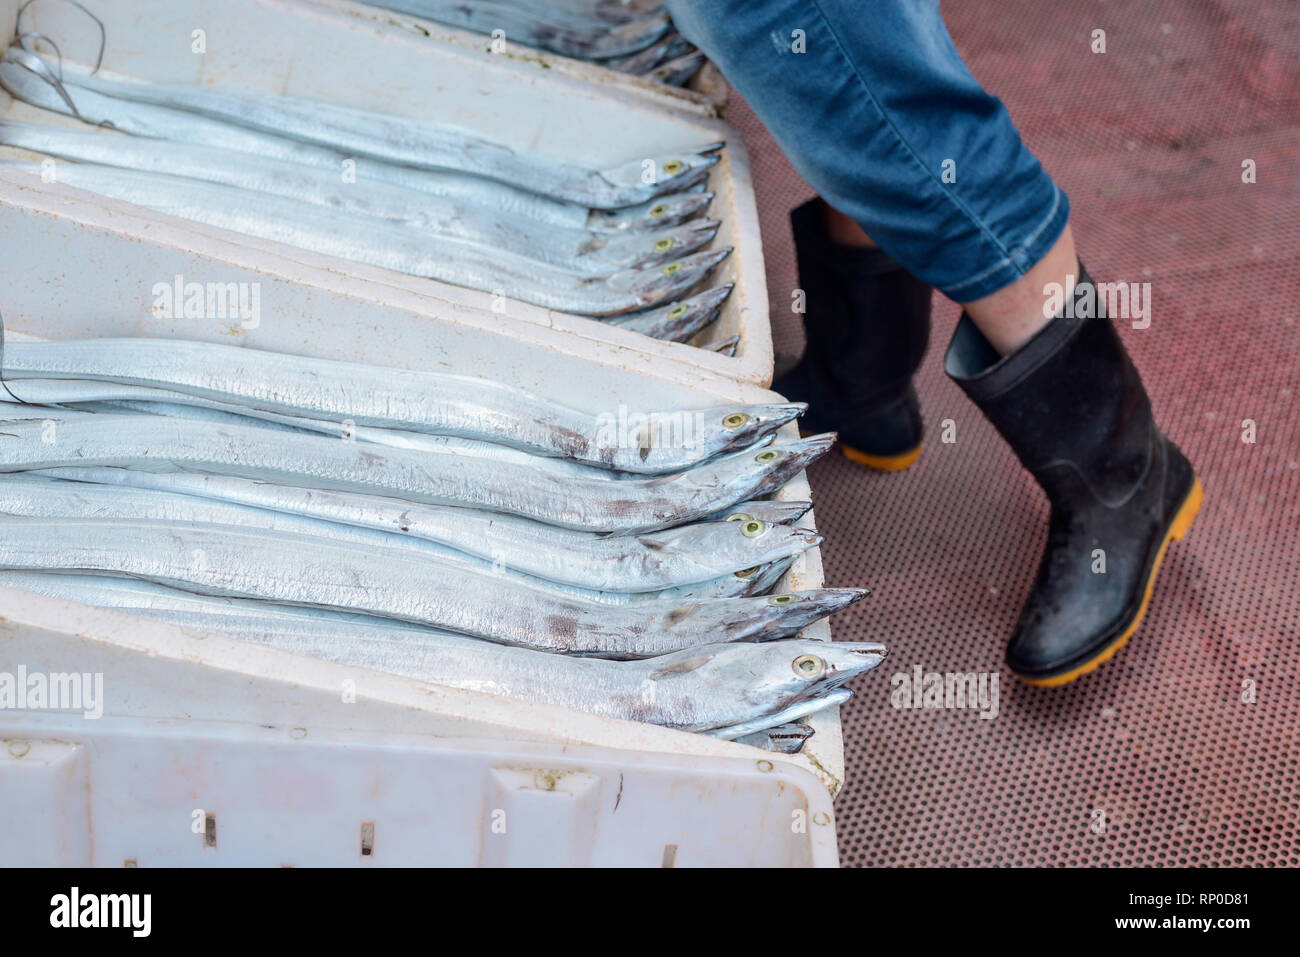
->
xmin=1 ymin=591 xmax=840 ymax=867
xmin=0 ymin=1 xmax=864 ymax=866
xmin=0 ymin=0 xmax=773 ymax=384
xmin=0 ymin=166 xmax=849 ymax=804
xmin=306 ymin=0 xmax=731 ymax=114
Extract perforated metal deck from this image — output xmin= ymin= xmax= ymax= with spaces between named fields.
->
xmin=728 ymin=0 xmax=1298 ymax=866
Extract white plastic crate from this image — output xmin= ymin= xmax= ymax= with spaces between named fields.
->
xmin=0 ymin=0 xmax=773 ymax=384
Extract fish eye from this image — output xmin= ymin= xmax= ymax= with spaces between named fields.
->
xmin=740 ymin=520 xmax=766 ymax=538
xmin=654 ymin=238 xmax=674 ymax=252
xmin=662 ymin=262 xmax=683 ymax=276
xmin=722 ymin=412 xmax=749 ymax=429
xmin=734 ymin=565 xmax=759 ymax=579
xmin=755 ymin=449 xmax=781 ymax=463
xmin=663 ymin=160 xmax=684 ymax=174
xmin=768 ymin=594 xmax=796 ymax=606
xmin=668 ymin=304 xmax=688 ymax=319
xmin=725 ymin=512 xmax=752 ymax=523
xmin=649 ymin=204 xmax=668 ymax=217
xmin=792 ymin=654 xmax=825 ymax=679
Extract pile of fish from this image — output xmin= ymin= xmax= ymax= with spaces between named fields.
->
xmin=0 ymin=336 xmax=885 ymax=751
xmin=364 ymin=1 xmax=706 ymax=87
xmin=0 ymin=44 xmax=734 ymax=344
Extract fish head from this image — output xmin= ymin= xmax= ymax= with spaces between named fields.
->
xmin=741 ymin=432 xmax=836 ymax=497
xmin=741 ymin=639 xmax=887 ymax=703
xmin=607 ymin=246 xmax=732 ymax=312
xmin=749 ymin=587 xmax=870 ymax=637
xmin=646 ymin=50 xmax=707 ymax=86
xmin=650 ymin=638 xmax=886 ymax=711
xmin=692 ymin=432 xmax=833 ymax=499
xmin=717 ymin=499 xmax=813 ymax=526
xmin=587 ymin=190 xmax=715 ymax=232
xmin=591 ymin=218 xmax=721 ymax=270
xmin=674 ymin=401 xmax=805 ymax=461
xmin=636 ymin=518 xmax=821 ymax=578
xmin=600 ymin=147 xmax=721 ymax=197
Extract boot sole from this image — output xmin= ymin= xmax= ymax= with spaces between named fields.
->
xmin=840 ymin=442 xmax=923 ymax=472
xmin=1017 ymin=475 xmax=1204 ymax=687
xmin=798 ymin=429 xmax=923 ymax=471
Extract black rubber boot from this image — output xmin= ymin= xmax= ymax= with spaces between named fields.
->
xmin=772 ymin=198 xmax=932 ymax=470
xmin=944 ymin=264 xmax=1203 ymax=686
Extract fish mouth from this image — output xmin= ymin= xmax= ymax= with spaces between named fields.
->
xmin=650 ymin=51 xmax=707 ymax=84
xmin=750 ymin=402 xmax=808 ymax=433
xmin=730 ymin=587 xmax=869 ymax=641
xmin=768 ymin=587 xmax=870 ymax=630
xmin=746 ymin=432 xmax=836 ymax=497
xmin=687 ymin=281 xmax=735 ymax=315
xmin=706 ymin=688 xmax=853 ymax=740
xmin=605 ymin=282 xmax=732 ymax=340
xmin=586 ymin=190 xmax=716 ymax=233
xmin=618 ymin=246 xmax=733 ymax=311
xmin=593 ymin=218 xmax=721 ymax=270
xmin=808 ymin=641 xmax=890 ymax=691
xmin=701 ymin=400 xmax=808 ymax=455
xmin=597 ymin=150 xmax=720 ymax=205
xmin=791 ymin=527 xmax=824 ymax=548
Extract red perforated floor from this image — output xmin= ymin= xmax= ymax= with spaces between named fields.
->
xmin=727 ymin=0 xmax=1299 ymax=867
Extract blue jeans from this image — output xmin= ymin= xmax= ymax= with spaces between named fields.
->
xmin=664 ymin=0 xmax=1069 ymax=301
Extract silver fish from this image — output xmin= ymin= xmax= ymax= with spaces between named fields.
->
xmin=0 ymin=161 xmax=731 ymax=316
xmin=0 ymin=381 xmax=645 ymax=481
xmin=0 ymin=121 xmax=720 ymax=276
xmin=0 ymin=569 xmax=883 ymax=734
xmin=61 ymin=67 xmax=717 ymax=208
xmin=0 ymin=473 xmax=800 ymax=601
xmin=0 ymin=52 xmax=711 ymax=234
xmin=32 ymin=466 xmax=815 ymax=591
xmin=4 ymin=375 xmax=772 ymax=476
xmin=2 ymin=337 xmax=798 ymax=472
xmin=608 ymin=283 xmax=729 ymax=341
xmin=362 ymin=1 xmax=671 ymax=60
xmin=706 ymin=335 xmax=741 ymax=356
xmin=0 ymin=516 xmax=868 ymax=658
xmin=601 ymin=31 xmax=694 ymax=74
xmin=644 ymin=50 xmax=707 ymax=86
xmin=0 ymin=414 xmax=832 ymax=532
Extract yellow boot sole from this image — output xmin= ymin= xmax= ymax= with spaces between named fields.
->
xmin=840 ymin=441 xmax=923 ymax=471
xmin=1018 ymin=475 xmax=1204 ymax=687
